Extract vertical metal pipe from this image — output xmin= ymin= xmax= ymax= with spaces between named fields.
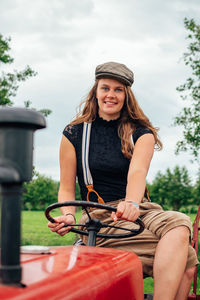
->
xmin=0 ymin=107 xmax=46 ymax=285
xmin=0 ymin=183 xmax=22 ymax=284
xmin=87 ymin=231 xmax=97 ymax=247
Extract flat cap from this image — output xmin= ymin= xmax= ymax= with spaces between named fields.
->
xmin=95 ymin=61 xmax=134 ymax=86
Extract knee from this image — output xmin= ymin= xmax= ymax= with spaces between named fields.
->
xmin=161 ymin=225 xmax=190 ymax=249
xmin=178 ymin=225 xmax=190 ymax=238
xmin=171 ymin=225 xmax=190 ymax=243
xmin=156 ymin=211 xmax=192 ymax=240
xmin=184 ymin=266 xmax=196 ymax=281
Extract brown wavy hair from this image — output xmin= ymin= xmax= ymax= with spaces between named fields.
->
xmin=70 ymin=80 xmax=162 ymax=159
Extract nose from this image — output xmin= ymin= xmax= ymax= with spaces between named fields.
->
xmin=107 ymin=89 xmax=115 ymax=98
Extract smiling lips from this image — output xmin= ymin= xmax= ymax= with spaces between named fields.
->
xmin=104 ymin=101 xmax=117 ymax=105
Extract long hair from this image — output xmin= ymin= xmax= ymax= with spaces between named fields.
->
xmin=70 ymin=80 xmax=162 ymax=159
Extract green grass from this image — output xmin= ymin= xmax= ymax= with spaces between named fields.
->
xmin=21 ymin=209 xmax=82 ymax=246
xmin=22 ymin=211 xmax=199 ymax=294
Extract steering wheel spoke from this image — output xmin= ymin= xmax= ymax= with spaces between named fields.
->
xmin=101 ymin=222 xmax=141 ymax=233
xmin=63 ymin=224 xmax=86 ymax=228
xmin=83 ymin=207 xmax=92 ymax=220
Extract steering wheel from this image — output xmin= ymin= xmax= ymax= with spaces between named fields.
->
xmin=45 ymin=201 xmax=144 ymax=244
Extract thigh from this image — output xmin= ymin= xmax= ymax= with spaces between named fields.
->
xmin=140 ymin=202 xmax=193 ymax=239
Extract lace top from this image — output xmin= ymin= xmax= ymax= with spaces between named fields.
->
xmin=63 ymin=115 xmax=153 ymax=202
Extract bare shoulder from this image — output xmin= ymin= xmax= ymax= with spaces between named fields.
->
xmin=60 ymin=135 xmax=76 ymax=160
xmin=134 ymin=133 xmax=155 ymax=148
xmin=130 ymin=133 xmax=155 ymax=171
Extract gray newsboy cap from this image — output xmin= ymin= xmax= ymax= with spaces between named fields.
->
xmin=95 ymin=61 xmax=134 ymax=86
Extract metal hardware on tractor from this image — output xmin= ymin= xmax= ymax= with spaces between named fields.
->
xmin=0 ymin=107 xmax=199 ymax=300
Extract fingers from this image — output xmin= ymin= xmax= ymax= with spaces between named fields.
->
xmin=111 ymin=201 xmax=140 ymax=222
xmin=48 ymin=215 xmax=75 ymax=236
xmin=111 ymin=211 xmax=117 ymax=222
xmin=49 ymin=222 xmax=71 ymax=236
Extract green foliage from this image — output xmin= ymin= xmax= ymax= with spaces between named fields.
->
xmin=22 ymin=175 xmax=59 ymax=210
xmin=22 ymin=173 xmax=82 ymax=210
xmin=174 ymin=18 xmax=200 ymax=161
xmin=147 ymin=171 xmax=168 ymax=208
xmin=148 ymin=166 xmax=193 ymax=211
xmin=0 ymin=35 xmax=13 ymax=64
xmin=193 ymin=169 xmax=200 ymax=203
xmin=0 ymin=33 xmax=52 ymax=116
xmin=24 ymin=100 xmax=52 ymax=117
xmin=0 ymin=34 xmax=37 ymax=106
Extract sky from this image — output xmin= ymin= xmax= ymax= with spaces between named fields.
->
xmin=0 ymin=0 xmax=200 ymax=183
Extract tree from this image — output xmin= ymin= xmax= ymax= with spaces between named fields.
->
xmin=193 ymin=169 xmax=200 ymax=204
xmin=174 ymin=18 xmax=200 ymax=162
xmin=148 ymin=166 xmax=193 ymax=211
xmin=147 ymin=171 xmax=169 ymax=208
xmin=22 ymin=175 xmax=59 ymax=210
xmin=22 ymin=172 xmax=81 ymax=210
xmin=165 ymin=166 xmax=193 ymax=211
xmin=0 ymin=34 xmax=51 ymax=116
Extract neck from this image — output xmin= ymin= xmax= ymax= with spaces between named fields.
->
xmin=98 ymin=112 xmax=120 ymax=121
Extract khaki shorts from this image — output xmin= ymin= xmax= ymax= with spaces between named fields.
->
xmin=79 ymin=199 xmax=199 ymax=277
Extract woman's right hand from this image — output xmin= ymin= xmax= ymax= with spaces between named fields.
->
xmin=48 ymin=214 xmax=76 ymax=236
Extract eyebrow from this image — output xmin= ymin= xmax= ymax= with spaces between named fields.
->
xmin=100 ymin=84 xmax=124 ymax=89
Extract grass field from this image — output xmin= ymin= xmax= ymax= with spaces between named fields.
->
xmin=22 ymin=210 xmax=199 ymax=294
xmin=22 ymin=209 xmax=82 ymax=246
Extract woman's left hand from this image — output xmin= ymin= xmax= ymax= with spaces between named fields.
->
xmin=111 ymin=201 xmax=140 ymax=222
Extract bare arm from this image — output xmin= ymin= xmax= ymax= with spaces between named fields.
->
xmin=48 ymin=135 xmax=77 ymax=236
xmin=125 ymin=133 xmax=155 ymax=203
xmin=58 ymin=135 xmax=77 ymax=215
xmin=112 ymin=133 xmax=155 ymax=222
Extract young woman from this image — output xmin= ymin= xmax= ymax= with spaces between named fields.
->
xmin=48 ymin=62 xmax=198 ymax=300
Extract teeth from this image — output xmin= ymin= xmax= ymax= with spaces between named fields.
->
xmin=105 ymin=101 xmax=116 ymax=104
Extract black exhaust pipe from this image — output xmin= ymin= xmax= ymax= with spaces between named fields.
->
xmin=0 ymin=107 xmax=46 ymax=285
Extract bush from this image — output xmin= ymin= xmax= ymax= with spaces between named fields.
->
xmin=179 ymin=205 xmax=199 ymax=214
xmin=22 ymin=174 xmax=82 ymax=211
xmin=22 ymin=175 xmax=59 ymax=210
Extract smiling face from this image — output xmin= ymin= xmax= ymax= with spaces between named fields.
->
xmin=96 ymin=78 xmax=126 ymax=121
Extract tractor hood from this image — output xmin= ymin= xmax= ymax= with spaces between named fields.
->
xmin=0 ymin=246 xmax=143 ymax=300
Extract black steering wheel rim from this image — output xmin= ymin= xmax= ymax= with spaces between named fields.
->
xmin=45 ymin=200 xmax=145 ymax=239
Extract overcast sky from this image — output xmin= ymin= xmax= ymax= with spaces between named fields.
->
xmin=1 ymin=0 xmax=200 ymax=183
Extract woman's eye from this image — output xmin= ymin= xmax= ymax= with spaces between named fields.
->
xmin=115 ymin=88 xmax=123 ymax=92
xmin=102 ymin=87 xmax=109 ymax=91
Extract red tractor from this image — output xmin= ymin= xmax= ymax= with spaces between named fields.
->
xmin=0 ymin=108 xmax=199 ymax=300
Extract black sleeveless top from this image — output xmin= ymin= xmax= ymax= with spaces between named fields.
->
xmin=63 ymin=115 xmax=152 ymax=203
